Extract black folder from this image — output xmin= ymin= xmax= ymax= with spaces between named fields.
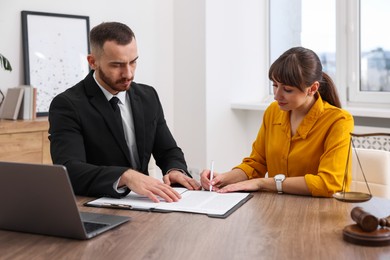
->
xmin=85 ymin=188 xmax=252 ymax=219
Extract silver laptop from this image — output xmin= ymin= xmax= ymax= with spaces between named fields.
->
xmin=0 ymin=161 xmax=130 ymax=240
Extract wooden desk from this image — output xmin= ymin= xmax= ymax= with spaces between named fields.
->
xmin=0 ymin=118 xmax=51 ymax=164
xmin=1 ymin=192 xmax=390 ymax=259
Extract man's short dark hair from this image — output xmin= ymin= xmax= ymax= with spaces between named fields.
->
xmin=89 ymin=22 xmax=135 ymax=54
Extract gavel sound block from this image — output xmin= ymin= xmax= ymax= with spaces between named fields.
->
xmin=343 ymin=207 xmax=390 ymax=246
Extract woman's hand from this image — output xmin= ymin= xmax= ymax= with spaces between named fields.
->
xmin=200 ymin=168 xmax=249 ymax=191
xmin=200 ymin=169 xmax=223 ymax=191
xmin=217 ymin=179 xmax=262 ymax=193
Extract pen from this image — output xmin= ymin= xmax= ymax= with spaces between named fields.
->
xmin=209 ymin=160 xmax=214 ymax=192
xmin=102 ymin=203 xmax=133 ymax=209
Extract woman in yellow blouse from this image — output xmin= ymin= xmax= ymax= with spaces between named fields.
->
xmin=201 ymin=47 xmax=354 ymax=197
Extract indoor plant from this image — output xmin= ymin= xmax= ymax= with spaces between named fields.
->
xmin=0 ymin=53 xmax=12 ymax=106
xmin=0 ymin=53 xmax=12 ymax=71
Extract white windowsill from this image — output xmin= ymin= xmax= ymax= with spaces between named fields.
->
xmin=231 ymin=102 xmax=269 ymax=111
xmin=345 ymin=106 xmax=390 ymax=119
xmin=231 ymin=102 xmax=390 ymax=119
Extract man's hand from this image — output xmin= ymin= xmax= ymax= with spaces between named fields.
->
xmin=163 ymin=170 xmax=201 ymax=190
xmin=119 ymin=169 xmax=181 ymax=203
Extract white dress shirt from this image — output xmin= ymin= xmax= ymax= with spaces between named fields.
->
xmin=93 ymin=72 xmax=140 ymax=192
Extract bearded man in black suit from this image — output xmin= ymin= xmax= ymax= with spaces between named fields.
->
xmin=49 ymin=22 xmax=200 ymax=202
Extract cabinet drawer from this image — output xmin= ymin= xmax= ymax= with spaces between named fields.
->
xmin=0 ymin=132 xmax=43 ymax=163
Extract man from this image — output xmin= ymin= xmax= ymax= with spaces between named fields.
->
xmin=49 ymin=22 xmax=200 ymax=202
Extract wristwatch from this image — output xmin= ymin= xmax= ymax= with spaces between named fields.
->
xmin=274 ymin=174 xmax=286 ymax=194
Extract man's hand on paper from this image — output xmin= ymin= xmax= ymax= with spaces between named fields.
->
xmin=163 ymin=170 xmax=201 ymax=191
xmin=119 ymin=169 xmax=181 ymax=203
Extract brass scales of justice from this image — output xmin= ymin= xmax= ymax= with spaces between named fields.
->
xmin=333 ymin=132 xmax=390 ymax=246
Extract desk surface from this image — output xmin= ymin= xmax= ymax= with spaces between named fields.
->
xmin=1 ymin=192 xmax=390 ymax=260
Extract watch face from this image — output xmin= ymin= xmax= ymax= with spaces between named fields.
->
xmin=275 ymin=174 xmax=286 ymax=181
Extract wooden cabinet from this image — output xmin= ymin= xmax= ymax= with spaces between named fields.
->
xmin=0 ymin=118 xmax=51 ymax=164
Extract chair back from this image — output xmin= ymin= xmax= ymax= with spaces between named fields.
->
xmin=350 ymin=133 xmax=390 ymax=199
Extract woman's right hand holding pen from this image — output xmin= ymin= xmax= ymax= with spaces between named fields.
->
xmin=200 ymin=168 xmax=221 ymax=191
xmin=200 ymin=168 xmax=248 ymax=192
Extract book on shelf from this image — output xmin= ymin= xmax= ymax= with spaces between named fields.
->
xmin=0 ymin=85 xmax=37 ymax=120
xmin=0 ymin=87 xmax=25 ymax=120
xmin=16 ymin=85 xmax=37 ymax=120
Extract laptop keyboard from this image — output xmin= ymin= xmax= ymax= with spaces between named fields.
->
xmin=83 ymin=221 xmax=108 ymax=233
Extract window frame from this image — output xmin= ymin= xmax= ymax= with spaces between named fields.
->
xmin=267 ymin=0 xmax=390 ymax=111
xmin=346 ymin=0 xmax=390 ymax=105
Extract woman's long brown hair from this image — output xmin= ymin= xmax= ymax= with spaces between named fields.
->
xmin=268 ymin=47 xmax=341 ymax=108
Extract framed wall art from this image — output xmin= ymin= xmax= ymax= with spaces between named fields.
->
xmin=22 ymin=11 xmax=90 ymax=116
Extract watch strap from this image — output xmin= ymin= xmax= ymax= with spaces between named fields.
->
xmin=276 ymin=180 xmax=283 ymax=194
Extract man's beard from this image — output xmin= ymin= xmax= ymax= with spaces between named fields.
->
xmin=97 ymin=67 xmax=132 ymax=93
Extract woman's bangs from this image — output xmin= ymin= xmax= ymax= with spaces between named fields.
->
xmin=270 ymin=60 xmax=302 ymax=88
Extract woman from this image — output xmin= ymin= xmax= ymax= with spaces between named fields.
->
xmin=201 ymin=47 xmax=354 ymax=197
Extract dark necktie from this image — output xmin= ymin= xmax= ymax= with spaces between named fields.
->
xmin=109 ymin=96 xmax=140 ymax=168
xmin=109 ymin=96 xmax=124 ymax=129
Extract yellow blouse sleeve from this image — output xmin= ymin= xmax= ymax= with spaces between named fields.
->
xmin=304 ymin=110 xmax=354 ymax=197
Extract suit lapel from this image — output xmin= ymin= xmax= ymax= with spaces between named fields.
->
xmin=84 ymin=72 xmax=131 ymax=163
xmin=129 ymin=87 xmax=146 ymax=169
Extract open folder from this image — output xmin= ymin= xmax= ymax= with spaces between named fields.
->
xmin=85 ymin=188 xmax=252 ymax=218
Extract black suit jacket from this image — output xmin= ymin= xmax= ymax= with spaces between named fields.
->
xmin=48 ymin=71 xmax=188 ymax=198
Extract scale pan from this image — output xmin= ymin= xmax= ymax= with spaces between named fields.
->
xmin=333 ymin=192 xmax=372 ymax=203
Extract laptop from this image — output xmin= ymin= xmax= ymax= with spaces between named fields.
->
xmin=0 ymin=161 xmax=130 ymax=240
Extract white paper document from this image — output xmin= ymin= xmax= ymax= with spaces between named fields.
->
xmin=86 ymin=188 xmax=252 ymax=218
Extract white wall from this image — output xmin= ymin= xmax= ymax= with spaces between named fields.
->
xmin=205 ymin=0 xmax=267 ymax=172
xmin=0 ymin=0 xmax=175 ymax=127
xmin=1 ymin=1 xmax=389 ymax=179
xmin=172 ymin=0 xmax=268 ymax=177
xmin=172 ymin=0 xmax=206 ymax=178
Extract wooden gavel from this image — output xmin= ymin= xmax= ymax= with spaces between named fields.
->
xmin=351 ymin=207 xmax=390 ymax=232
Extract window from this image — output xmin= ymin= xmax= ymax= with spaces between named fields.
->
xmin=348 ymin=0 xmax=390 ymax=104
xmin=269 ymin=0 xmax=390 ymax=108
xmin=269 ymin=0 xmax=335 ymax=94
